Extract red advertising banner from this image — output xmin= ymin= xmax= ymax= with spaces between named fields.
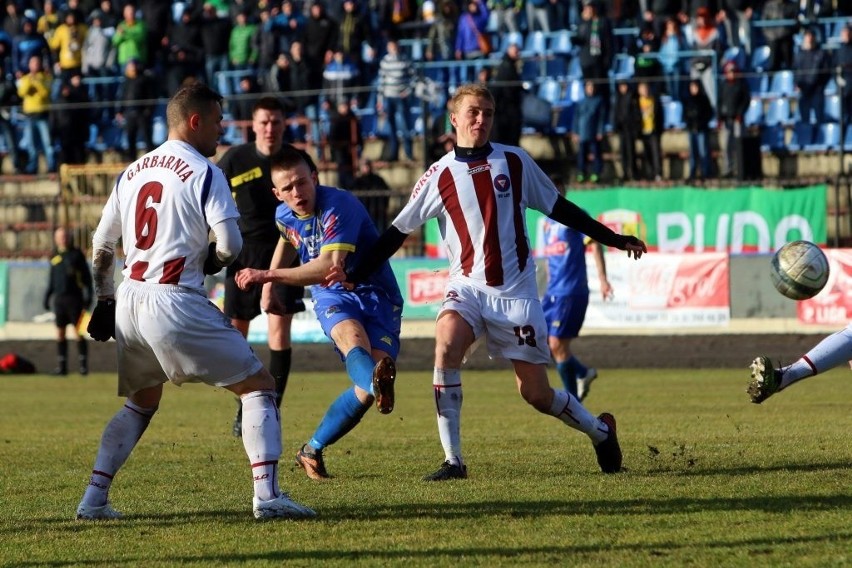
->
xmin=587 ymin=252 xmax=730 ymax=328
xmin=797 ymin=249 xmax=852 ymax=325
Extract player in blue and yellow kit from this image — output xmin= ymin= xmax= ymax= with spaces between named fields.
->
xmin=235 ymin=145 xmax=403 ymax=480
xmin=541 ymin=176 xmax=613 ymax=402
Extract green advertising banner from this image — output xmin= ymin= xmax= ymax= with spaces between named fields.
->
xmin=424 ymin=185 xmax=827 ymax=255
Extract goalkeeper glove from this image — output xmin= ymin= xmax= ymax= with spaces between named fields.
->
xmin=87 ymin=299 xmax=116 ymax=342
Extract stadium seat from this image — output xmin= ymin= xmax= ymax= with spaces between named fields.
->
xmin=610 ymin=55 xmax=635 ymax=80
xmin=537 ymin=78 xmax=563 ymax=105
xmin=805 ymin=123 xmax=841 ymax=151
xmin=663 ymin=100 xmax=684 ymax=130
xmin=567 ymin=57 xmax=582 ymax=80
xmin=722 ymin=46 xmax=746 ymax=70
xmin=789 ymin=122 xmax=816 ymax=150
xmin=824 ymin=77 xmax=838 ymax=96
xmin=751 ymin=45 xmax=771 ymax=72
xmin=767 ymin=71 xmax=796 ymax=98
xmin=744 ymin=97 xmax=763 ymax=127
xmin=844 ymin=124 xmax=852 ymax=150
xmin=504 ymin=31 xmax=524 ymax=51
xmin=764 ymin=97 xmax=792 ymax=126
xmin=554 ymin=105 xmax=574 ymax=134
xmin=567 ymin=79 xmax=585 ymax=103
xmin=549 ymin=30 xmax=573 ymax=55
xmin=524 ymin=31 xmax=548 ymax=55
xmin=545 ymin=56 xmax=568 ymax=78
xmin=824 ymin=94 xmax=841 ymax=122
xmin=152 ymin=116 xmax=167 ymax=146
xmin=760 ymin=124 xmax=786 ymax=151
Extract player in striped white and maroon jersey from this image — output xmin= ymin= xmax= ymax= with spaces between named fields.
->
xmin=333 ymin=83 xmax=647 ymax=481
xmin=76 ymin=83 xmax=314 ymax=521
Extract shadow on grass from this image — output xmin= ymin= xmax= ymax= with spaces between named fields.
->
xmin=8 ymin=491 xmax=852 ymax=532
xmin=639 ymin=458 xmax=852 ymax=477
xmin=8 ymin=530 xmax=852 ymax=566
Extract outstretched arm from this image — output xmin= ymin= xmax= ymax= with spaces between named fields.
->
xmin=325 ymin=226 xmax=409 ymax=286
xmin=548 ymin=197 xmax=646 ymax=259
xmin=237 ymin=245 xmax=347 ymax=289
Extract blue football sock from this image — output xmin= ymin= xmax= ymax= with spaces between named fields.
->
xmin=568 ymin=356 xmax=588 ymax=378
xmin=309 ymin=388 xmax=370 ymax=450
xmin=344 ymin=346 xmax=376 ymax=393
xmin=556 ymin=361 xmax=578 ymax=397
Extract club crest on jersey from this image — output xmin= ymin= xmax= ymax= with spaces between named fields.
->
xmin=493 ymin=174 xmax=511 ymax=194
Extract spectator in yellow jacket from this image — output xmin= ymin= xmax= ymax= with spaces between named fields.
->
xmin=17 ymin=54 xmax=55 ymax=174
xmin=49 ymin=9 xmax=88 ymax=83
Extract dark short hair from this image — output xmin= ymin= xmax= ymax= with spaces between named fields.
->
xmin=252 ymin=96 xmax=286 ymax=115
xmin=270 ymin=144 xmax=318 ymax=176
xmin=166 ymin=82 xmax=223 ymax=130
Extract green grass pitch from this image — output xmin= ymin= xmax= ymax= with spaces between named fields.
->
xmin=1 ymin=366 xmax=850 ymax=567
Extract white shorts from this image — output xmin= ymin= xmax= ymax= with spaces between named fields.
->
xmin=115 ymin=280 xmax=264 ymax=397
xmin=437 ymin=282 xmax=551 ymax=365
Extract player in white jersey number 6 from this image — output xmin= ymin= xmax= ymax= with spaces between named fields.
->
xmin=329 ymin=83 xmax=647 ymax=481
xmin=76 ymin=83 xmax=315 ymax=520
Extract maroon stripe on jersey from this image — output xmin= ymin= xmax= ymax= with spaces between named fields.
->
xmin=251 ymin=460 xmax=279 ymax=468
xmin=470 ymin=159 xmax=504 ymax=286
xmin=160 ymin=257 xmax=186 ymax=285
xmin=506 ymin=152 xmax=529 ymax=273
xmin=438 ymin=168 xmax=476 ymax=276
xmin=129 ymin=261 xmax=148 ymax=281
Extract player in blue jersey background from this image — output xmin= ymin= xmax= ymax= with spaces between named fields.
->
xmin=541 ymin=175 xmax=613 ymax=401
xmin=235 ymin=145 xmax=403 ymax=480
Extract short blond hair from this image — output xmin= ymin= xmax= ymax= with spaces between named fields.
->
xmin=449 ymin=83 xmax=495 ymax=114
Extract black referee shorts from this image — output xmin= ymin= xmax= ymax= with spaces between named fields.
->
xmin=224 ymin=240 xmax=305 ymax=321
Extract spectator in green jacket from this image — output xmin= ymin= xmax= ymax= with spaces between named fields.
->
xmin=112 ymin=3 xmax=147 ymax=68
xmin=229 ymin=9 xmax=257 ymax=71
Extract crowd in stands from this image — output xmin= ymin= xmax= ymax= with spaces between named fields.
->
xmin=0 ymin=0 xmax=850 ymax=182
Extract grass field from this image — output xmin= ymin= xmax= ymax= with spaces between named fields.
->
xmin=1 ymin=366 xmax=850 ymax=567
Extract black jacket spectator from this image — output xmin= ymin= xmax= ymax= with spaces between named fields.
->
xmin=302 ymin=2 xmax=338 ymax=91
xmin=490 ymin=44 xmax=524 ymax=146
xmin=575 ymin=1 xmax=614 ymax=81
xmin=717 ymin=64 xmax=751 ymax=122
xmin=683 ymin=80 xmax=714 ymax=131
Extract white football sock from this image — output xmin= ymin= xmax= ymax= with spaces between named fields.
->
xmin=549 ymin=389 xmax=608 ymax=444
xmin=780 ymin=326 xmax=852 ymax=389
xmin=241 ymin=390 xmax=281 ymax=502
xmin=434 ymin=368 xmax=463 ymax=467
xmin=81 ymin=400 xmax=156 ymax=507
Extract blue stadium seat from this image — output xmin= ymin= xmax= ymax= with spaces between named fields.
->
xmin=537 ymin=78 xmax=563 ymax=105
xmin=764 ymin=97 xmax=792 ymax=126
xmin=760 ymin=124 xmax=786 ymax=151
xmin=554 ymin=105 xmax=574 ymax=135
xmin=567 ymin=57 xmax=582 ymax=80
xmin=545 ymin=56 xmax=568 ymax=78
xmin=824 ymin=77 xmax=838 ymax=96
xmin=805 ymin=123 xmax=841 ymax=151
xmin=767 ymin=71 xmax=796 ymax=98
xmin=722 ymin=46 xmax=746 ymax=70
xmin=790 ymin=122 xmax=816 ymax=150
xmin=524 ymin=31 xmax=548 ymax=55
xmin=567 ymin=79 xmax=585 ymax=103
xmin=844 ymin=124 xmax=852 ymax=150
xmin=824 ymin=94 xmax=841 ymax=122
xmin=663 ymin=100 xmax=684 ymax=129
xmin=355 ymin=108 xmax=378 ymax=138
xmin=744 ymin=97 xmax=763 ymax=127
xmin=152 ymin=116 xmax=167 ymax=146
xmin=549 ymin=30 xmax=573 ymax=55
xmin=610 ymin=55 xmax=635 ymax=80
xmin=503 ymin=31 xmax=524 ymax=51
xmin=751 ymin=45 xmax=771 ymax=72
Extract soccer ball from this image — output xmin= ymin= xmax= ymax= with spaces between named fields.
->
xmin=770 ymin=240 xmax=830 ymax=300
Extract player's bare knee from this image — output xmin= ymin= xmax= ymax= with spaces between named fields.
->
xmin=354 ymin=385 xmax=374 ymax=404
xmin=229 ymin=369 xmax=275 ymax=396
